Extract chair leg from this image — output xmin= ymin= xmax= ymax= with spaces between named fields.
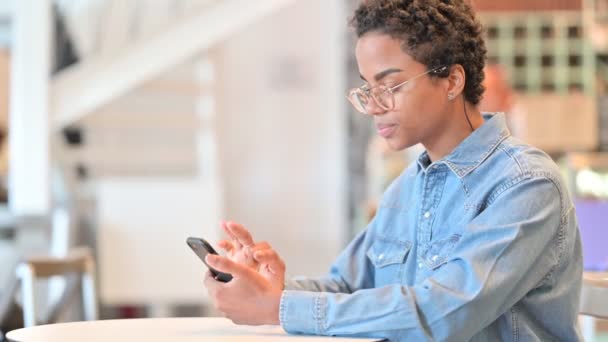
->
xmin=81 ymin=257 xmax=98 ymax=321
xmin=16 ymin=264 xmax=36 ymax=327
xmin=43 ymin=274 xmax=78 ymax=324
xmin=0 ymin=272 xmax=19 ymax=326
xmin=579 ymin=315 xmax=596 ymax=342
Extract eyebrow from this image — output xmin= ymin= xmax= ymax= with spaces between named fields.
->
xmin=359 ymin=68 xmax=404 ymax=82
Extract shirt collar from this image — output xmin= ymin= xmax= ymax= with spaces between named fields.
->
xmin=416 ymin=112 xmax=511 ymax=178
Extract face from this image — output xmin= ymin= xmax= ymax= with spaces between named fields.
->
xmin=355 ymin=32 xmax=451 ymax=151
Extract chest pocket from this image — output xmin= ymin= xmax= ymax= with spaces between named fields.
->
xmin=366 ymin=238 xmax=412 ymax=285
xmin=420 ymin=233 xmax=461 ymax=270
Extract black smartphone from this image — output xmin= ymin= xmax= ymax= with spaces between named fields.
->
xmin=186 ymin=237 xmax=233 ymax=282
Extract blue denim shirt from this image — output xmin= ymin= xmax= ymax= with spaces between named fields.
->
xmin=279 ymin=113 xmax=583 ymax=341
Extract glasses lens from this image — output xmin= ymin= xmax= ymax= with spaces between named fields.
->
xmin=348 ymin=89 xmax=369 ymax=114
xmin=371 ymin=86 xmax=393 ymax=111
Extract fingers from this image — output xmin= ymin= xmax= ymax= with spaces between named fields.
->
xmin=222 ymin=221 xmax=242 ymax=249
xmin=226 ymin=222 xmax=255 ymax=248
xmin=206 ymin=254 xmax=251 ymax=278
xmin=250 ymin=241 xmax=271 ymax=253
xmin=253 ymin=249 xmax=285 ymax=274
xmin=217 ymin=240 xmax=234 ymax=253
xmin=203 ymin=271 xmax=220 ymax=292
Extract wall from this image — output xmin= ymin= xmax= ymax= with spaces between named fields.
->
xmin=89 ymin=60 xmax=224 ymax=306
xmin=214 ymin=0 xmax=347 ymax=278
xmin=90 ymin=0 xmax=347 ymax=307
xmin=0 ymin=50 xmax=7 ymax=176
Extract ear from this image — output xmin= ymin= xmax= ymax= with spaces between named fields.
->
xmin=446 ymin=64 xmax=466 ymax=101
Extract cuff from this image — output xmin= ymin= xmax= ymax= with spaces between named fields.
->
xmin=279 ymin=290 xmax=327 ymax=335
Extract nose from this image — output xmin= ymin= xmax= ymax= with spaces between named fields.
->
xmin=364 ymin=97 xmax=387 ymax=116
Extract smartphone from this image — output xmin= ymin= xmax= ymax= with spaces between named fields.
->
xmin=186 ymin=237 xmax=233 ymax=282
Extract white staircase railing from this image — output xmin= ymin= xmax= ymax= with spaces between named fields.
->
xmin=52 ymin=0 xmax=295 ymax=131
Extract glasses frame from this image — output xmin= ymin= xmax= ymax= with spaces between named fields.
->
xmin=347 ymin=65 xmax=448 ymax=114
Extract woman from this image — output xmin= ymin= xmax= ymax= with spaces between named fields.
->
xmin=204 ymin=1 xmax=583 ymax=340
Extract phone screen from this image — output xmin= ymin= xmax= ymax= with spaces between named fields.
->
xmin=187 ymin=237 xmax=233 ymax=282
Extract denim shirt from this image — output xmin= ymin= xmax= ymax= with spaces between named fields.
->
xmin=279 ymin=113 xmax=583 ymax=341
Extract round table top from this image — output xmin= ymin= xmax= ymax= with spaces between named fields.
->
xmin=6 ymin=317 xmax=380 ymax=342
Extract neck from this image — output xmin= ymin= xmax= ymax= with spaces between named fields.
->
xmin=423 ymin=100 xmax=484 ymax=162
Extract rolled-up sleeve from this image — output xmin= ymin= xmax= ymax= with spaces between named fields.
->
xmin=279 ymin=177 xmax=569 ymax=340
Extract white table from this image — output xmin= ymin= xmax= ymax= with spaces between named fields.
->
xmin=6 ymin=317 xmax=383 ymax=342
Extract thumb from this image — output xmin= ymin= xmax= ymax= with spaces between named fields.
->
xmin=205 ymin=254 xmax=252 ymax=278
xmin=253 ymin=250 xmax=286 ymax=276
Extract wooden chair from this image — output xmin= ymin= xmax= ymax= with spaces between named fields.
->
xmin=15 ymin=247 xmax=98 ymax=327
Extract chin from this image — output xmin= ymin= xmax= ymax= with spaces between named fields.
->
xmin=385 ymin=138 xmax=411 ymax=151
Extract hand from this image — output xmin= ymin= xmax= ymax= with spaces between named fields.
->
xmin=217 ymin=221 xmax=259 ymax=269
xmin=217 ymin=221 xmax=285 ymax=288
xmin=204 ymin=254 xmax=283 ymax=325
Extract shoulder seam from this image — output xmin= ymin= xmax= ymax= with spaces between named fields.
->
xmin=497 ymin=143 xmax=526 ymax=175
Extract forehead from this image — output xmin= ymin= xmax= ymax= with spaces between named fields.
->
xmin=355 ymin=32 xmax=420 ymax=79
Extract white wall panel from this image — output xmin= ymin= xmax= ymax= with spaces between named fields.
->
xmin=215 ymin=0 xmax=347 ymax=278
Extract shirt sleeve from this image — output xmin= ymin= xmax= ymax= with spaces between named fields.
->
xmin=279 ymin=177 xmax=571 ymax=340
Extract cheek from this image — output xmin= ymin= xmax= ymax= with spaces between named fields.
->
xmin=393 ymin=93 xmax=435 ymax=124
xmin=413 ymin=84 xmax=447 ymax=109
xmin=392 ymin=91 xmax=446 ymax=136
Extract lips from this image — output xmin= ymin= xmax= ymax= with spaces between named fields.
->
xmin=376 ymin=123 xmax=398 ymax=138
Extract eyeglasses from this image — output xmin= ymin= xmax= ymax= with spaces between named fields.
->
xmin=347 ymin=65 xmax=448 ymax=114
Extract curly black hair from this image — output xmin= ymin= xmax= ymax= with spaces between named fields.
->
xmin=350 ymin=0 xmax=486 ymax=105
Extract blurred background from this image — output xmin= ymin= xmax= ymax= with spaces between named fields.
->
xmin=0 ymin=0 xmax=606 ymax=340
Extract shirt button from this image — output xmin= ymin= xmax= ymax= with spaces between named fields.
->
xmin=418 ymin=262 xmax=423 ymax=269
xmin=378 ymin=254 xmax=384 ymax=261
xmin=424 ymin=211 xmax=431 ymax=219
xmin=431 ymin=255 xmax=439 ymax=261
